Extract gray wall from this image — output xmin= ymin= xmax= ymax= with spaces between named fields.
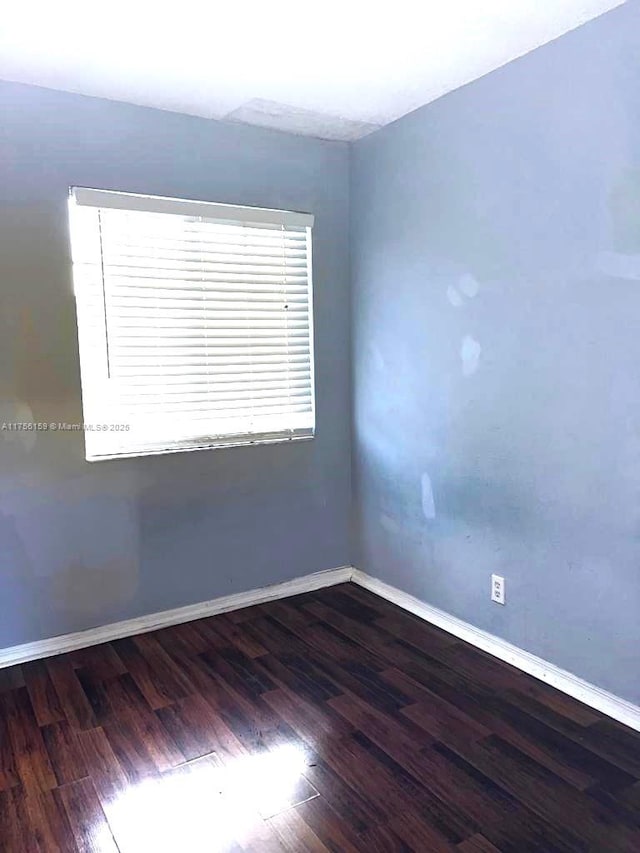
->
xmin=351 ymin=2 xmax=640 ymax=703
xmin=3 ymin=4 xmax=639 ymax=707
xmin=0 ymin=81 xmax=351 ymax=647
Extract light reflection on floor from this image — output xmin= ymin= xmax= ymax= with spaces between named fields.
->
xmin=101 ymin=743 xmax=316 ymax=852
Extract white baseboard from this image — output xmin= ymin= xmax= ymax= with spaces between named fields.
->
xmin=3 ymin=562 xmax=639 ymax=734
xmin=0 ymin=565 xmax=353 ymax=670
xmin=351 ymin=569 xmax=640 ymax=733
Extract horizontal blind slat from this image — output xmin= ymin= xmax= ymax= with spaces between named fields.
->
xmin=106 ymin=305 xmax=309 ymax=316
xmin=102 ymin=246 xmax=308 ymax=262
xmin=100 ymin=215 xmax=308 ymax=237
xmin=101 ymin=232 xmax=308 ymax=249
xmin=100 ymin=226 xmax=309 ymax=240
xmin=116 ymin=388 xmax=313 ymax=401
xmin=105 ymin=322 xmax=309 ymax=333
xmin=81 ymin=278 xmax=308 ymax=296
xmin=104 ymin=259 xmax=307 ymax=274
xmin=103 ymin=290 xmax=309 ymax=304
xmin=113 ymin=367 xmax=311 ymax=380
xmin=109 ymin=400 xmax=313 ymax=415
xmin=106 ymin=352 xmax=310 ymax=361
xmin=102 ymin=248 xmax=308 ymax=265
xmin=116 ymin=388 xmax=313 ymax=404
xmin=107 ymin=339 xmax=309 ymax=350
xmin=103 ymin=273 xmax=308 ymax=287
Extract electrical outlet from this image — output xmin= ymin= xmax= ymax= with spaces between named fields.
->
xmin=491 ymin=574 xmax=505 ymax=605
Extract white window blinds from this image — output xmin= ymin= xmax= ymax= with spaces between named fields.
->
xmin=68 ymin=188 xmax=315 ymax=460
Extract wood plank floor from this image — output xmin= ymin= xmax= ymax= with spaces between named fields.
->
xmin=1 ymin=583 xmax=639 ymax=851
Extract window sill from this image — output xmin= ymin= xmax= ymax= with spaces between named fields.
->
xmin=85 ymin=432 xmax=314 ymax=462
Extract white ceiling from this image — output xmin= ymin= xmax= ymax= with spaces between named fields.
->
xmin=0 ymin=1 xmax=625 ymax=141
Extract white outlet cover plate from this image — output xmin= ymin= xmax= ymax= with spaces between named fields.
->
xmin=491 ymin=574 xmax=506 ymax=605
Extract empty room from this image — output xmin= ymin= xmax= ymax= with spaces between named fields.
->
xmin=1 ymin=1 xmax=640 ymax=850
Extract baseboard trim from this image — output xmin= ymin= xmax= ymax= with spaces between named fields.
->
xmin=0 ymin=565 xmax=353 ymax=670
xmin=4 ymin=563 xmax=639 ymax=733
xmin=351 ymin=569 xmax=640 ymax=733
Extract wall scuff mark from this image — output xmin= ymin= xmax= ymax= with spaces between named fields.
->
xmin=421 ymin=472 xmax=436 ymax=519
xmin=460 ymin=335 xmax=482 ymax=376
xmin=459 ymin=273 xmax=480 ymax=299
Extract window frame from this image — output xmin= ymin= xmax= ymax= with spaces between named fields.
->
xmin=68 ymin=188 xmax=316 ymax=461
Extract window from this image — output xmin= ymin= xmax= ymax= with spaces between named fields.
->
xmin=68 ymin=188 xmax=315 ymax=461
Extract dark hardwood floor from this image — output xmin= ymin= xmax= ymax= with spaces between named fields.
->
xmin=1 ymin=582 xmax=639 ymax=851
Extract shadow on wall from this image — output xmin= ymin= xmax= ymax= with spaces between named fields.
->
xmin=0 ymin=478 xmax=142 ymax=644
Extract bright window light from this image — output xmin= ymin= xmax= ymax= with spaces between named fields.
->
xmin=68 ymin=188 xmax=315 ymax=461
